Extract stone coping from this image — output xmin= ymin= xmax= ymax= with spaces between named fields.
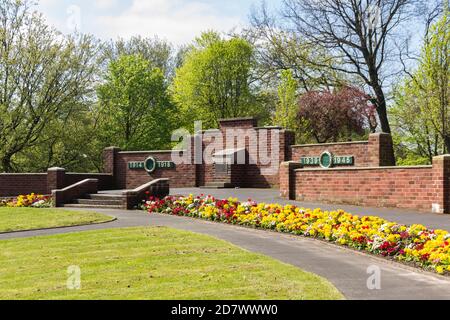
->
xmin=291 ymin=141 xmax=369 ymax=148
xmin=118 ymin=150 xmax=186 ymax=154
xmin=66 ymin=173 xmax=113 ymax=176
xmin=218 ymin=117 xmax=256 ymax=122
xmin=294 ymin=165 xmax=433 ymax=172
xmin=0 ymin=173 xmax=47 ymax=175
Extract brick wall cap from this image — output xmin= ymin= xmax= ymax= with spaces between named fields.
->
xmin=53 ymin=178 xmax=98 ymax=193
xmin=295 ymin=165 xmax=432 ymax=172
xmin=48 ymin=167 xmax=66 ymax=172
xmin=254 ymin=126 xmax=283 ymax=130
xmin=66 ymin=173 xmax=113 ymax=176
xmin=433 ymin=154 xmax=450 ymax=161
xmin=122 ymin=178 xmax=170 ymax=195
xmin=104 ymin=146 xmax=121 ymax=151
xmin=291 ymin=141 xmax=368 ymax=148
xmin=219 ymin=117 xmax=257 ymax=123
xmin=118 ymin=150 xmax=186 ymax=154
xmin=0 ymin=173 xmax=47 ymax=176
xmin=369 ymin=132 xmax=391 ymax=137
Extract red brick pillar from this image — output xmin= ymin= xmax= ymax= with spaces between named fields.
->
xmin=283 ymin=130 xmax=296 ymax=161
xmin=103 ymin=147 xmax=121 ymax=175
xmin=368 ymin=133 xmax=396 ymax=167
xmin=280 ymin=161 xmax=303 ymax=200
xmin=47 ymin=167 xmax=66 ymax=194
xmin=432 ymin=155 xmax=450 ymax=214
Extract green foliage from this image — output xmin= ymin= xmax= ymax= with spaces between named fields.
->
xmin=97 ymin=54 xmax=176 ymax=151
xmin=172 ymin=31 xmax=265 ymax=129
xmin=102 ymin=36 xmax=174 ymax=78
xmin=0 ymin=0 xmax=100 ymax=172
xmin=391 ymin=7 xmax=449 ymax=164
xmin=274 ymin=70 xmax=298 ymax=129
xmin=273 ymin=70 xmax=312 ymax=143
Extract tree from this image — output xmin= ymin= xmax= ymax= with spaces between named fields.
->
xmin=172 ymin=31 xmax=264 ymax=129
xmin=261 ymin=0 xmax=421 ymax=134
xmin=274 ymin=70 xmax=298 ymax=129
xmin=97 ymin=54 xmax=175 ymax=151
xmin=298 ymin=86 xmax=377 ymax=143
xmin=248 ymin=4 xmax=342 ymax=92
xmin=0 ymin=0 xmax=100 ymax=172
xmin=391 ymin=6 xmax=449 ymax=162
xmin=102 ymin=36 xmax=175 ymax=79
xmin=273 ymin=69 xmax=311 ymax=142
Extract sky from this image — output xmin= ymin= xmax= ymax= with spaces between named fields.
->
xmin=37 ymin=0 xmax=282 ymax=46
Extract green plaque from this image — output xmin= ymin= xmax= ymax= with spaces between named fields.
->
xmin=320 ymin=151 xmax=333 ymax=169
xmin=300 ymin=151 xmax=354 ymax=169
xmin=144 ymin=157 xmax=157 ymax=174
xmin=128 ymin=157 xmax=176 ymax=174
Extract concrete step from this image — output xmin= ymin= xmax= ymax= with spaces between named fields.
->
xmin=85 ymin=194 xmax=126 ymax=201
xmin=63 ymin=203 xmax=123 ymax=209
xmin=72 ymin=199 xmax=123 ymax=206
xmin=201 ymin=182 xmax=235 ymax=189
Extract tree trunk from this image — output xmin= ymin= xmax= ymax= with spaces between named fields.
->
xmin=444 ymin=136 xmax=450 ymax=154
xmin=374 ymin=86 xmax=391 ymax=134
xmin=1 ymin=155 xmax=13 ymax=173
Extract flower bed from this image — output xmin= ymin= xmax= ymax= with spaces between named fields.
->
xmin=0 ymin=194 xmax=53 ymax=208
xmin=143 ymin=195 xmax=450 ymax=275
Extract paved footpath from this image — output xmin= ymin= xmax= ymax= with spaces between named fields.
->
xmin=173 ymin=188 xmax=450 ymax=231
xmin=1 ymin=188 xmax=450 ymax=300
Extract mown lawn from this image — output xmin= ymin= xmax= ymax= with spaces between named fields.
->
xmin=0 ymin=208 xmax=114 ymax=233
xmin=0 ymin=227 xmax=343 ymax=300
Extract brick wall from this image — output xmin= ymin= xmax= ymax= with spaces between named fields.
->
xmin=53 ymin=179 xmax=98 ymax=207
xmin=218 ymin=120 xmax=294 ymax=188
xmin=0 ymin=174 xmax=47 ymax=197
xmin=0 ymin=170 xmax=114 ymax=197
xmin=108 ymin=118 xmax=295 ymax=189
xmin=113 ymin=151 xmax=196 ymax=189
xmin=65 ymin=173 xmax=114 ymax=191
xmin=293 ymin=166 xmax=435 ymax=212
xmin=290 ymin=133 xmax=396 ymax=167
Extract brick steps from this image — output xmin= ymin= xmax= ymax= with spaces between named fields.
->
xmin=201 ymin=182 xmax=235 ymax=189
xmin=63 ymin=193 xmax=125 ymax=209
xmin=72 ymin=199 xmax=123 ymax=206
xmin=63 ymin=203 xmax=123 ymax=209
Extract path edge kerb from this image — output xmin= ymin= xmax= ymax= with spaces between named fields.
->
xmin=149 ymin=212 xmax=450 ymax=281
xmin=0 ymin=217 xmax=117 ymax=235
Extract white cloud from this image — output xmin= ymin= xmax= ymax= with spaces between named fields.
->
xmin=95 ymin=0 xmax=242 ymax=45
xmin=94 ymin=0 xmax=119 ymax=10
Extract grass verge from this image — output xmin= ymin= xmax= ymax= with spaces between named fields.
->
xmin=0 ymin=227 xmax=343 ymax=300
xmin=0 ymin=208 xmax=114 ymax=233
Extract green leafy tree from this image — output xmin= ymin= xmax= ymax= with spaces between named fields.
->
xmin=273 ymin=69 xmax=310 ymax=143
xmin=0 ymin=0 xmax=100 ymax=172
xmin=172 ymin=31 xmax=265 ymax=129
xmin=392 ymin=6 xmax=449 ymax=163
xmin=97 ymin=54 xmax=175 ymax=151
xmin=102 ymin=36 xmax=174 ymax=79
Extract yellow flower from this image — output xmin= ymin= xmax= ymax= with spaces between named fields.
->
xmin=436 ymin=266 xmax=445 ymax=274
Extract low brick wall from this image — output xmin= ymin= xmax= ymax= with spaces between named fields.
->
xmin=0 ymin=174 xmax=48 ymax=197
xmin=280 ymin=155 xmax=450 ymax=214
xmin=113 ymin=151 xmax=196 ymax=189
xmin=290 ymin=133 xmax=395 ymax=167
xmin=0 ymin=169 xmax=114 ymax=197
xmin=122 ymin=178 xmax=170 ymax=209
xmin=65 ymin=173 xmax=114 ymax=190
xmin=53 ymin=179 xmax=98 ymax=207
xmin=295 ymin=166 xmax=433 ymax=211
